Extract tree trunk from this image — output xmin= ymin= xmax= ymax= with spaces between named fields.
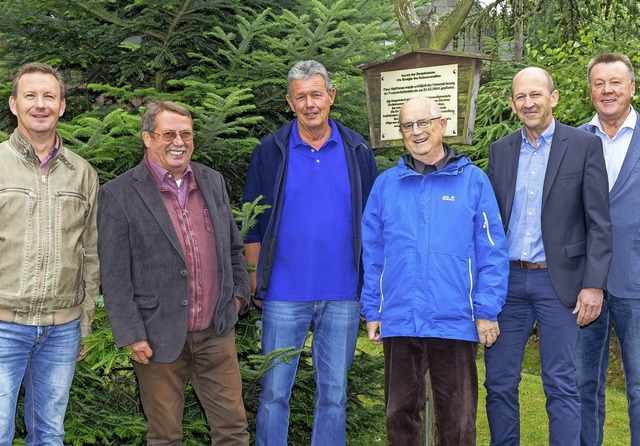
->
xmin=514 ymin=0 xmax=524 ymax=60
xmin=394 ymin=0 xmax=475 ymax=50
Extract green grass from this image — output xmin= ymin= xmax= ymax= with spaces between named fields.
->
xmin=351 ymin=330 xmax=632 ymax=445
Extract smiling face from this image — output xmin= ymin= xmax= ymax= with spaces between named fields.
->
xmin=9 ymin=71 xmax=65 ymax=145
xmin=399 ymin=97 xmax=447 ymax=165
xmin=589 ymin=60 xmax=635 ymax=125
xmin=509 ymin=68 xmax=558 ymax=141
xmin=142 ymin=110 xmax=194 ymax=179
xmin=286 ymin=74 xmax=336 ymax=136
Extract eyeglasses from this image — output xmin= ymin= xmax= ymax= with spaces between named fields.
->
xmin=399 ymin=117 xmax=442 ymax=133
xmin=149 ymin=130 xmax=194 ymax=142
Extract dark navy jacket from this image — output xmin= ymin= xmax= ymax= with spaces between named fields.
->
xmin=243 ymin=119 xmax=378 ymax=299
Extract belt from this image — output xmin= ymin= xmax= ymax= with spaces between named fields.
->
xmin=510 ymin=260 xmax=547 ymax=269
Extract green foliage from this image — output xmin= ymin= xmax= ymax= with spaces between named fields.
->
xmin=233 ymin=195 xmax=269 ymax=241
xmin=469 ymin=28 xmax=640 ymax=168
xmin=0 ymin=0 xmax=399 ymax=203
xmin=14 ymin=303 xmax=384 ymax=445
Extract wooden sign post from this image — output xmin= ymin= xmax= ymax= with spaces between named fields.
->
xmin=363 ymin=49 xmax=492 ymax=149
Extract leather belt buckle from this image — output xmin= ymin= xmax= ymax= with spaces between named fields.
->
xmin=510 ymin=260 xmax=547 ymax=269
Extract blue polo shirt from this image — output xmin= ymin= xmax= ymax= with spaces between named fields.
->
xmin=265 ymin=119 xmax=356 ymax=301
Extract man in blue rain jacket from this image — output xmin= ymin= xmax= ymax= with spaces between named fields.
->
xmin=361 ymin=97 xmax=509 ymax=446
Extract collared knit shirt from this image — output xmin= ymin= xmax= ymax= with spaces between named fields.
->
xmin=145 ymin=156 xmax=219 ymax=332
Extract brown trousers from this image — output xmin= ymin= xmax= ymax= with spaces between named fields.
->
xmin=133 ymin=327 xmax=249 ymax=446
xmin=383 ymin=337 xmax=478 ymax=446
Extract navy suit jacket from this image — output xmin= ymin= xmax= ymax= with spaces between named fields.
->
xmin=581 ymin=110 xmax=640 ymax=298
xmin=488 ymin=120 xmax=612 ymax=308
xmin=98 ymin=162 xmax=249 ymax=363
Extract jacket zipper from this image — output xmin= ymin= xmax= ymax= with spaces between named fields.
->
xmin=35 ymin=166 xmax=50 ymax=325
xmin=467 ymin=258 xmax=475 ymax=321
xmin=378 ymin=257 xmax=386 ymax=313
xmin=482 ymin=211 xmax=496 ymax=246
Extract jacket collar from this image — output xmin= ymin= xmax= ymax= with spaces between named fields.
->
xmin=8 ymin=128 xmax=75 ymax=171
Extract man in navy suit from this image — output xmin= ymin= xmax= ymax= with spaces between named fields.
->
xmin=484 ymin=67 xmax=612 ymax=446
xmin=577 ymin=53 xmax=640 ymax=446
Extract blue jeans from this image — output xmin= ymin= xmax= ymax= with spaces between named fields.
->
xmin=576 ymin=294 xmax=640 ymax=446
xmin=0 ymin=319 xmax=81 ymax=446
xmin=255 ymin=300 xmax=360 ymax=446
xmin=484 ymin=267 xmax=580 ymax=446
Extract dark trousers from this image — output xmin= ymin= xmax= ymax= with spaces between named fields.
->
xmin=132 ymin=327 xmax=249 ymax=446
xmin=383 ymin=336 xmax=479 ymax=446
xmin=484 ymin=267 xmax=580 ymax=446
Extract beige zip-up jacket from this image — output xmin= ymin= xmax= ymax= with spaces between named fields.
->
xmin=0 ymin=129 xmax=100 ymax=337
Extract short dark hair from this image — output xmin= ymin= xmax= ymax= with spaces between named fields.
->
xmin=12 ymin=62 xmax=66 ymax=98
xmin=587 ymin=53 xmax=635 ymax=86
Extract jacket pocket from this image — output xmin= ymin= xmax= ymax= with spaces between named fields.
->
xmin=53 ymin=191 xmax=89 ymax=298
xmin=203 ymin=208 xmax=214 ymax=233
xmin=134 ymin=295 xmax=158 ymax=309
xmin=565 ymin=240 xmax=586 ymax=258
xmin=630 ymin=238 xmax=640 ymax=287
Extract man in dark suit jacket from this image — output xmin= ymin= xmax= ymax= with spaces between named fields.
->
xmin=98 ymin=101 xmax=250 ymax=445
xmin=483 ymin=67 xmax=612 ymax=446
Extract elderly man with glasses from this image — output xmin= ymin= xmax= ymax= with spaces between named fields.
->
xmin=98 ymin=101 xmax=250 ymax=445
xmin=361 ymin=96 xmax=509 ymax=445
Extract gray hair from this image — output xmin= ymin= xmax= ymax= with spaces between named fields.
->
xmin=141 ymin=101 xmax=192 ymax=134
xmin=287 ymin=60 xmax=333 ymax=96
xmin=587 ymin=53 xmax=635 ymax=86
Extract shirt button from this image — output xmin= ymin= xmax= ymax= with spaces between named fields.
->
xmin=181 ymin=270 xmax=188 ymax=276
xmin=181 ymin=300 xmax=188 ymax=306
xmin=316 ymin=159 xmax=320 ymax=163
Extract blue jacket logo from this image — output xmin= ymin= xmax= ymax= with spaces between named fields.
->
xmin=442 ymin=195 xmax=456 ymax=201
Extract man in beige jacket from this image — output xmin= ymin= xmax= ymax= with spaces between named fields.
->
xmin=0 ymin=62 xmax=100 ymax=446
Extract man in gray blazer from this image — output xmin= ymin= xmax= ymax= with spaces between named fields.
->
xmin=484 ymin=67 xmax=612 ymax=446
xmin=98 ymin=101 xmax=250 ymax=445
xmin=577 ymin=52 xmax=640 ymax=446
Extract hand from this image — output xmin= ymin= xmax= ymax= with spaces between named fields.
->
xmin=236 ymin=297 xmax=248 ymax=314
xmin=366 ymin=321 xmax=382 ymax=345
xmin=77 ymin=343 xmax=88 ymax=362
xmin=126 ymin=340 xmax=153 ymax=364
xmin=475 ymin=319 xmax=500 ymax=348
xmin=573 ymin=288 xmax=604 ymax=326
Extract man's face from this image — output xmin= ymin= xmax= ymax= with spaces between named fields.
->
xmin=9 ymin=72 xmax=65 ymax=139
xmin=509 ymin=69 xmax=558 ymax=136
xmin=399 ymin=99 xmax=447 ymax=164
xmin=142 ymin=110 xmax=194 ymax=179
xmin=589 ymin=61 xmax=635 ymax=123
xmin=286 ymin=74 xmax=336 ymax=132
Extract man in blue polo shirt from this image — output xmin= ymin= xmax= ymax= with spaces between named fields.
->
xmin=243 ymin=60 xmax=378 ymax=446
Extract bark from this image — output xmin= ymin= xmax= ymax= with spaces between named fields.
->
xmin=394 ymin=0 xmax=475 ymax=50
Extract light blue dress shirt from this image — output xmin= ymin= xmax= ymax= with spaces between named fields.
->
xmin=507 ymin=119 xmax=555 ymax=262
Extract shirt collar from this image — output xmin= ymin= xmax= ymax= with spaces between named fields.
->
xmin=144 ymin=155 xmax=193 ymax=185
xmin=520 ymin=118 xmax=555 ymax=148
xmin=588 ymin=106 xmax=637 ymax=136
xmin=289 ymin=118 xmax=339 ymax=150
xmin=32 ymin=133 xmax=60 ymax=164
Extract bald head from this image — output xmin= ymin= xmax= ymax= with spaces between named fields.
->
xmin=399 ymin=97 xmax=441 ymax=122
xmin=398 ymin=96 xmax=447 ymax=165
xmin=511 ymin=67 xmax=554 ymax=98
